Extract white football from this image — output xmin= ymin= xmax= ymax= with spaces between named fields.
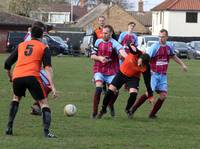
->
xmin=64 ymin=104 xmax=77 ymax=116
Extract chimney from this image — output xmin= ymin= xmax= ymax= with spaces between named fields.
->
xmin=80 ymin=0 xmax=85 ymax=7
xmin=138 ymin=0 xmax=144 ymax=12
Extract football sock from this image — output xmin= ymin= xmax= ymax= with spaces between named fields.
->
xmin=42 ymin=107 xmax=51 ymax=134
xmin=125 ymin=92 xmax=137 ymax=112
xmin=7 ymin=101 xmax=19 ymax=128
xmin=131 ymin=94 xmax=147 ymax=113
xmin=108 ymin=91 xmax=119 ymax=106
xmin=102 ymin=89 xmax=115 ymax=112
xmin=93 ymin=87 xmax=102 ymax=114
xmin=149 ymin=98 xmax=164 ymax=117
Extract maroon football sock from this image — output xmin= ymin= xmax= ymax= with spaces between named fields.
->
xmin=131 ymin=94 xmax=147 ymax=113
xmin=93 ymin=87 xmax=102 ymax=114
xmin=149 ymin=98 xmax=164 ymax=117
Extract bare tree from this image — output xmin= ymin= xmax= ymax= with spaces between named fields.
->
xmin=8 ymin=0 xmax=41 ymax=16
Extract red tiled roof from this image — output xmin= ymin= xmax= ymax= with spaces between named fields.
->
xmin=151 ymin=0 xmax=200 ymax=11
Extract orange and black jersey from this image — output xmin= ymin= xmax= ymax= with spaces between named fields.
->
xmin=5 ymin=39 xmax=51 ymax=80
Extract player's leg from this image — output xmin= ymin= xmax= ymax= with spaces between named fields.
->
xmin=149 ymin=74 xmax=167 ymax=118
xmin=6 ymin=95 xmax=21 ymax=135
xmin=105 ymin=75 xmax=119 ymax=117
xmin=28 ymin=76 xmax=56 ymax=138
xmin=31 ymin=70 xmax=52 ymax=116
xmin=6 ymin=78 xmax=25 ymax=135
xmin=97 ymin=72 xmax=125 ymax=119
xmin=92 ymin=73 xmax=104 ymax=118
xmin=130 ymin=72 xmax=158 ymax=116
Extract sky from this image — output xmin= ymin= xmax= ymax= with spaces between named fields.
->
xmin=127 ymin=0 xmax=165 ymax=11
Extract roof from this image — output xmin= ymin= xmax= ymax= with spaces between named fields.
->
xmin=74 ymin=3 xmax=108 ymax=28
xmin=37 ymin=4 xmax=87 ymax=21
xmin=0 ymin=11 xmax=35 ymax=25
xmin=131 ymin=11 xmax=152 ymax=27
xmin=152 ymin=0 xmax=200 ymax=11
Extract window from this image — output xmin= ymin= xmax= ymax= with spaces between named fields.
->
xmin=186 ymin=12 xmax=198 ymax=23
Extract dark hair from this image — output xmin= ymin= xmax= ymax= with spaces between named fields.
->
xmin=160 ymin=29 xmax=168 ymax=36
xmin=32 ymin=21 xmax=46 ymax=31
xmin=31 ymin=26 xmax=43 ymax=38
xmin=103 ymin=25 xmax=114 ymax=33
xmin=128 ymin=22 xmax=136 ymax=26
xmin=140 ymin=53 xmax=150 ymax=65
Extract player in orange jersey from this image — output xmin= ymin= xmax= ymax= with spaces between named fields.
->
xmin=4 ymin=26 xmax=57 ymax=138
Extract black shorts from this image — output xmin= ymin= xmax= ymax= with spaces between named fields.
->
xmin=13 ymin=76 xmax=47 ymax=100
xmin=111 ymin=71 xmax=140 ymax=90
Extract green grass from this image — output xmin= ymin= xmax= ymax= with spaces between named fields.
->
xmin=0 ymin=54 xmax=200 ymax=149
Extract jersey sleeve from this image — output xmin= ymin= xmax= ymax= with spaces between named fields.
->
xmin=112 ymin=39 xmax=123 ymax=53
xmin=91 ymin=39 xmax=102 ymax=55
xmin=42 ymin=47 xmax=52 ymax=67
xmin=167 ymin=42 xmax=175 ymax=56
xmin=133 ymin=33 xmax=138 ymax=47
xmin=4 ymin=48 xmax=18 ymax=70
xmin=118 ymin=32 xmax=125 ymax=43
xmin=146 ymin=42 xmax=159 ymax=58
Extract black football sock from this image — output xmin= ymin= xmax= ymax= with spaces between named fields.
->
xmin=101 ymin=89 xmax=115 ymax=112
xmin=93 ymin=87 xmax=102 ymax=114
xmin=125 ymin=92 xmax=137 ymax=112
xmin=131 ymin=94 xmax=148 ymax=113
xmin=42 ymin=107 xmax=51 ymax=134
xmin=7 ymin=101 xmax=19 ymax=128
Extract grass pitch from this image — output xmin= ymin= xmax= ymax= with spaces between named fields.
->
xmin=0 ymin=54 xmax=200 ymax=149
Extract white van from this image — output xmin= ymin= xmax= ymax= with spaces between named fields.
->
xmin=80 ymin=35 xmax=93 ymax=57
xmin=138 ymin=35 xmax=159 ymax=52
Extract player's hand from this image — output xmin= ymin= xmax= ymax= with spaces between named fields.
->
xmin=182 ymin=64 xmax=188 ymax=72
xmin=147 ymin=96 xmax=154 ymax=104
xmin=51 ymin=87 xmax=58 ymax=99
xmin=145 ymin=91 xmax=154 ymax=104
xmin=6 ymin=70 xmax=12 ymax=82
xmin=99 ymin=56 xmax=109 ymax=63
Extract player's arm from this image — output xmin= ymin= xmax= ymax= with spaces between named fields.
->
xmin=4 ymin=48 xmax=18 ymax=82
xmin=92 ymin=31 xmax=97 ymax=46
xmin=142 ymin=63 xmax=154 ymax=103
xmin=42 ymin=47 xmax=57 ymax=98
xmin=171 ymin=55 xmax=188 ymax=72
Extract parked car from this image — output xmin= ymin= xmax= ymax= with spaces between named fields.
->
xmin=138 ymin=35 xmax=159 ymax=52
xmin=43 ymin=34 xmax=66 ymax=56
xmin=80 ymin=35 xmax=93 ymax=57
xmin=173 ymin=41 xmax=190 ymax=59
xmin=187 ymin=41 xmax=200 ymax=59
xmin=51 ymin=36 xmax=70 ymax=55
xmin=6 ymin=31 xmax=26 ymax=52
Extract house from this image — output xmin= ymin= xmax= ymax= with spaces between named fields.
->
xmin=0 ymin=11 xmax=36 ymax=52
xmin=73 ymin=3 xmax=150 ymax=35
xmin=151 ymin=0 xmax=200 ymax=41
xmin=30 ymin=4 xmax=87 ymax=25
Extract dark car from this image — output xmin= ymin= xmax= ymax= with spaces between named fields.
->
xmin=187 ymin=41 xmax=200 ymax=59
xmin=6 ymin=32 xmax=26 ymax=52
xmin=51 ymin=36 xmax=70 ymax=55
xmin=173 ymin=42 xmax=190 ymax=59
xmin=43 ymin=34 xmax=66 ymax=56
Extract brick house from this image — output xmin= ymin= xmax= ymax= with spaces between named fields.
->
xmin=73 ymin=3 xmax=150 ymax=35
